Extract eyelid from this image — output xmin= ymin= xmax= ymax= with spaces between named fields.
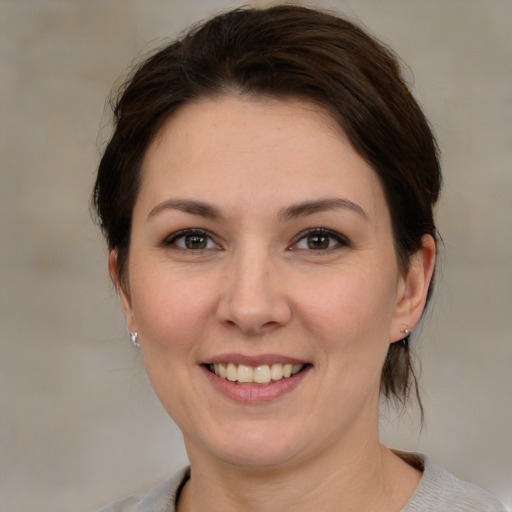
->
xmin=162 ymin=227 xmax=349 ymax=252
xmin=290 ymin=228 xmax=351 ymax=251
xmin=163 ymin=228 xmax=221 ymax=250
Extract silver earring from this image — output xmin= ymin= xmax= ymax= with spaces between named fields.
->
xmin=130 ymin=331 xmax=140 ymax=348
xmin=399 ymin=327 xmax=410 ymax=346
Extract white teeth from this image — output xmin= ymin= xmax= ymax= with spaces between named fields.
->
xmin=237 ymin=364 xmax=253 ymax=383
xmin=210 ymin=362 xmax=305 ymax=384
xmin=270 ymin=363 xmax=283 ymax=380
xmin=253 ymin=365 xmax=271 ymax=384
xmin=226 ymin=363 xmax=237 ymax=382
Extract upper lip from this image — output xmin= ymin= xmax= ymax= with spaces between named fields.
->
xmin=203 ymin=353 xmax=310 ymax=366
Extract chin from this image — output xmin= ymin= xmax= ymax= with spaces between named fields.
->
xmin=215 ymin=443 xmax=301 ymax=470
xmin=188 ymin=420 xmax=310 ymax=470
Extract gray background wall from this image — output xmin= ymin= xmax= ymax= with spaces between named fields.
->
xmin=1 ymin=1 xmax=511 ymax=510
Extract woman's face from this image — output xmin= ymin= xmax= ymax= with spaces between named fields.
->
xmin=114 ymin=95 xmax=432 ymax=470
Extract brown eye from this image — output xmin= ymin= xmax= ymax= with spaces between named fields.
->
xmin=307 ymin=234 xmax=330 ymax=250
xmin=292 ymin=229 xmax=349 ymax=252
xmin=184 ymin=234 xmax=208 ymax=249
xmin=166 ymin=229 xmax=218 ymax=250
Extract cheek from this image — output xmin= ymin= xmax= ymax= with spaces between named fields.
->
xmin=294 ymin=264 xmax=399 ymax=400
xmin=128 ymin=266 xmax=219 ymax=422
xmin=129 ymin=264 xmax=217 ymax=355
xmin=297 ymin=267 xmax=398 ymax=345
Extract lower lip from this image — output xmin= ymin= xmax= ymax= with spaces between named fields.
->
xmin=201 ymin=365 xmax=311 ymax=403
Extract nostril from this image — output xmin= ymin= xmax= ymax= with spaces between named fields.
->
xmin=214 ymin=269 xmax=292 ymax=334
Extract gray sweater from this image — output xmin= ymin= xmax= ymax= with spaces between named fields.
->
xmin=98 ymin=454 xmax=507 ymax=511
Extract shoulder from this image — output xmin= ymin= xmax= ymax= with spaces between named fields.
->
xmin=97 ymin=468 xmax=190 ymax=512
xmin=402 ymin=454 xmax=507 ymax=512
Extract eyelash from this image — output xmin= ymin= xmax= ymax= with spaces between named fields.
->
xmin=163 ymin=228 xmax=350 ymax=253
xmin=290 ymin=228 xmax=350 ymax=252
xmin=163 ymin=229 xmax=220 ymax=251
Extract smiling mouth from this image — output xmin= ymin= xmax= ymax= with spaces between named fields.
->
xmin=206 ymin=363 xmax=307 ymax=385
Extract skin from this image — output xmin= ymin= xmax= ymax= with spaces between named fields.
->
xmin=110 ymin=95 xmax=436 ymax=511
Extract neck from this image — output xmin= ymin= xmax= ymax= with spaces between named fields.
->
xmin=178 ymin=435 xmax=420 ymax=512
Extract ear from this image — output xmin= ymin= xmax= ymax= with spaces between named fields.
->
xmin=108 ymin=250 xmax=137 ymax=333
xmin=391 ymin=234 xmax=436 ymax=342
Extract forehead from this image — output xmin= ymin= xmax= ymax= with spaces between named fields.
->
xmin=138 ymin=94 xmax=387 ymax=220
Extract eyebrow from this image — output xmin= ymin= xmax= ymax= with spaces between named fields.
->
xmin=147 ymin=197 xmax=367 ymax=222
xmin=279 ymin=197 xmax=368 ymax=221
xmin=147 ymin=199 xmax=223 ymax=221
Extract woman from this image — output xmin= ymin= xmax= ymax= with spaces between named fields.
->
xmin=93 ymin=5 xmax=506 ymax=511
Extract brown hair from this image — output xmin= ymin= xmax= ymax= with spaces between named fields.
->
xmin=92 ymin=5 xmax=441 ymax=412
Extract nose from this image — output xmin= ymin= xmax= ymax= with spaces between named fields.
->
xmin=216 ymin=246 xmax=292 ymax=336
